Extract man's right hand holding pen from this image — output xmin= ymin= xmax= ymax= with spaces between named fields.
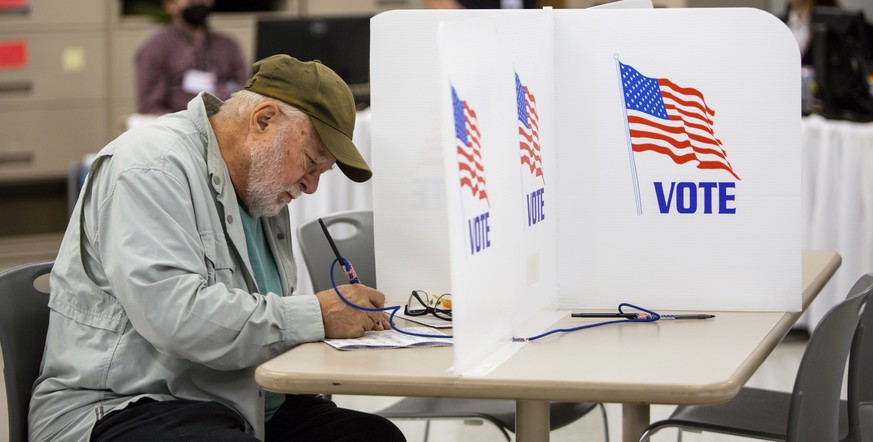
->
xmin=317 ymin=284 xmax=392 ymax=338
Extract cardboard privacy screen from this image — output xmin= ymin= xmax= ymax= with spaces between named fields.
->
xmin=371 ymin=8 xmax=800 ymax=373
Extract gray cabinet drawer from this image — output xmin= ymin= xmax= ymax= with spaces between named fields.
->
xmin=0 ymin=0 xmax=105 ymax=29
xmin=0 ymin=102 xmax=106 ymax=181
xmin=0 ymin=31 xmax=106 ymax=104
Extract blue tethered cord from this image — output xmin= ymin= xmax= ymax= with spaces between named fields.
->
xmin=328 ymin=259 xmax=661 ymax=342
xmin=511 ymin=303 xmax=661 ymax=342
xmin=328 ymin=258 xmax=453 ymax=339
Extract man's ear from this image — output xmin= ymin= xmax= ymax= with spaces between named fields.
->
xmin=252 ymin=101 xmax=282 ymax=133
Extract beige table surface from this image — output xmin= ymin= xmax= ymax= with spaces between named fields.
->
xmin=256 ymin=249 xmax=841 ymax=442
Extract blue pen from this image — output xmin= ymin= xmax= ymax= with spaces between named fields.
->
xmin=318 ymin=218 xmax=360 ymax=284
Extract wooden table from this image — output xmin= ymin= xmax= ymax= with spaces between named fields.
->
xmin=256 ymin=249 xmax=840 ymax=442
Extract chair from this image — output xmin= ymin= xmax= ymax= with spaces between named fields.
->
xmin=297 ymin=209 xmax=378 ymax=289
xmin=0 ymin=260 xmax=53 ymax=442
xmin=847 ymin=274 xmax=873 ymax=442
xmin=639 ymin=273 xmax=873 ymax=442
xmin=297 ymin=210 xmax=609 ymax=442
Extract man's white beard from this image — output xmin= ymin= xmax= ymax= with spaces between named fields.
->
xmin=244 ymin=132 xmax=303 ymax=217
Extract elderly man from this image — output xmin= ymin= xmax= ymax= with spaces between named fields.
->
xmin=29 ymin=55 xmax=403 ymax=441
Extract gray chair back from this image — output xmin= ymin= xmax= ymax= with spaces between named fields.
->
xmin=847 ymin=273 xmax=873 ymax=442
xmin=786 ymin=276 xmax=871 ymax=442
xmin=0 ymin=260 xmax=53 ymax=442
xmin=297 ymin=210 xmax=376 ymax=292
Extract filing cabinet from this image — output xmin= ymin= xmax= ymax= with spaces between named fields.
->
xmin=0 ymin=0 xmax=109 ymax=185
xmin=0 ymin=0 xmax=105 ymax=30
xmin=0 ymin=0 xmax=109 ymax=242
xmin=0 ymin=104 xmax=107 ymax=182
xmin=0 ymin=32 xmax=106 ymax=105
xmin=0 ymin=0 xmax=418 ymax=241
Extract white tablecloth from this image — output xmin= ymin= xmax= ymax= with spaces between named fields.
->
xmin=288 ymin=109 xmax=374 ymax=295
xmin=800 ymin=115 xmax=873 ymax=329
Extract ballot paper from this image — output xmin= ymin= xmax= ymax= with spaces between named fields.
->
xmin=324 ymin=327 xmax=453 ymax=351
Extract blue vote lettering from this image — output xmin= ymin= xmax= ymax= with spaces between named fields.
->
xmin=653 ymin=182 xmax=736 ymax=214
xmin=526 ymin=187 xmax=545 ymax=226
xmin=467 ymin=212 xmax=491 ymax=255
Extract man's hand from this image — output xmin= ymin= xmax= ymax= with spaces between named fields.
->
xmin=316 ymin=284 xmax=392 ymax=338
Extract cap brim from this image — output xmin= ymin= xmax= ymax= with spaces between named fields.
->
xmin=310 ymin=118 xmax=372 ymax=183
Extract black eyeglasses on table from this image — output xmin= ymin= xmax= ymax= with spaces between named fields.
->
xmin=404 ymin=290 xmax=452 ymax=321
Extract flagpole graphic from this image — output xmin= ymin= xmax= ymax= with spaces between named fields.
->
xmin=615 ymin=55 xmax=643 ymax=215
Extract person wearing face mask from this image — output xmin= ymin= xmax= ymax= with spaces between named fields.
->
xmin=135 ymin=0 xmax=249 ymax=115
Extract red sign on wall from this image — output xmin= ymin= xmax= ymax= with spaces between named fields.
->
xmin=0 ymin=40 xmax=27 ymax=69
xmin=0 ymin=0 xmax=27 ymax=9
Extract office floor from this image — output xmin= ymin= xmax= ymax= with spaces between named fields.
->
xmin=0 ymin=332 xmax=807 ymax=441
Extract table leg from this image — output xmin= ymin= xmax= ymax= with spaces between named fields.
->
xmin=622 ymin=403 xmax=650 ymax=442
xmin=516 ymin=399 xmax=550 ymax=442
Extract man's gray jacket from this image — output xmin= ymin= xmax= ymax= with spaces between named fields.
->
xmin=29 ymin=93 xmax=325 ymax=441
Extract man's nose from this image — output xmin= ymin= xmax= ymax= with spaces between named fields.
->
xmin=299 ymin=170 xmax=320 ymax=194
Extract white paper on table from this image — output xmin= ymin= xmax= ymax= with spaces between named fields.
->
xmin=324 ymin=327 xmax=453 ymax=351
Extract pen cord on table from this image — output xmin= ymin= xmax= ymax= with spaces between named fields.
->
xmin=328 ymin=258 xmax=453 ymax=339
xmin=328 ymin=258 xmax=664 ymax=342
xmin=511 ymin=303 xmax=661 ymax=342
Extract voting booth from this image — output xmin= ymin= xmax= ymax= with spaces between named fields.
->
xmin=370 ymin=7 xmax=800 ymax=374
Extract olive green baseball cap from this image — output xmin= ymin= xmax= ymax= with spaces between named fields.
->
xmin=244 ymin=54 xmax=372 ymax=183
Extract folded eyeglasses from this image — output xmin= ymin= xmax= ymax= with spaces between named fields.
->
xmin=404 ymin=290 xmax=452 ymax=321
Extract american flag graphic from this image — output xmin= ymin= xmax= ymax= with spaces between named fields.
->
xmin=452 ymin=86 xmax=489 ymax=204
xmin=619 ymin=62 xmax=740 ymax=180
xmin=516 ymin=73 xmax=544 ymax=182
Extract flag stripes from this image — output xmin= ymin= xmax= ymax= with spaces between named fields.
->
xmin=516 ymin=73 xmax=544 ymax=182
xmin=620 ymin=61 xmax=740 ymax=180
xmin=452 ymin=86 xmax=490 ymax=203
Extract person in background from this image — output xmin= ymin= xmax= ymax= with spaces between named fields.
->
xmin=28 ymin=55 xmax=403 ymax=442
xmin=136 ymin=0 xmax=249 ymax=115
xmin=782 ymin=0 xmax=840 ymax=66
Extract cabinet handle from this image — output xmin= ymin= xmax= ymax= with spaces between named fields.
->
xmin=0 ymin=151 xmax=34 ymax=165
xmin=0 ymin=81 xmax=32 ymax=94
xmin=0 ymin=5 xmax=30 ymax=16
